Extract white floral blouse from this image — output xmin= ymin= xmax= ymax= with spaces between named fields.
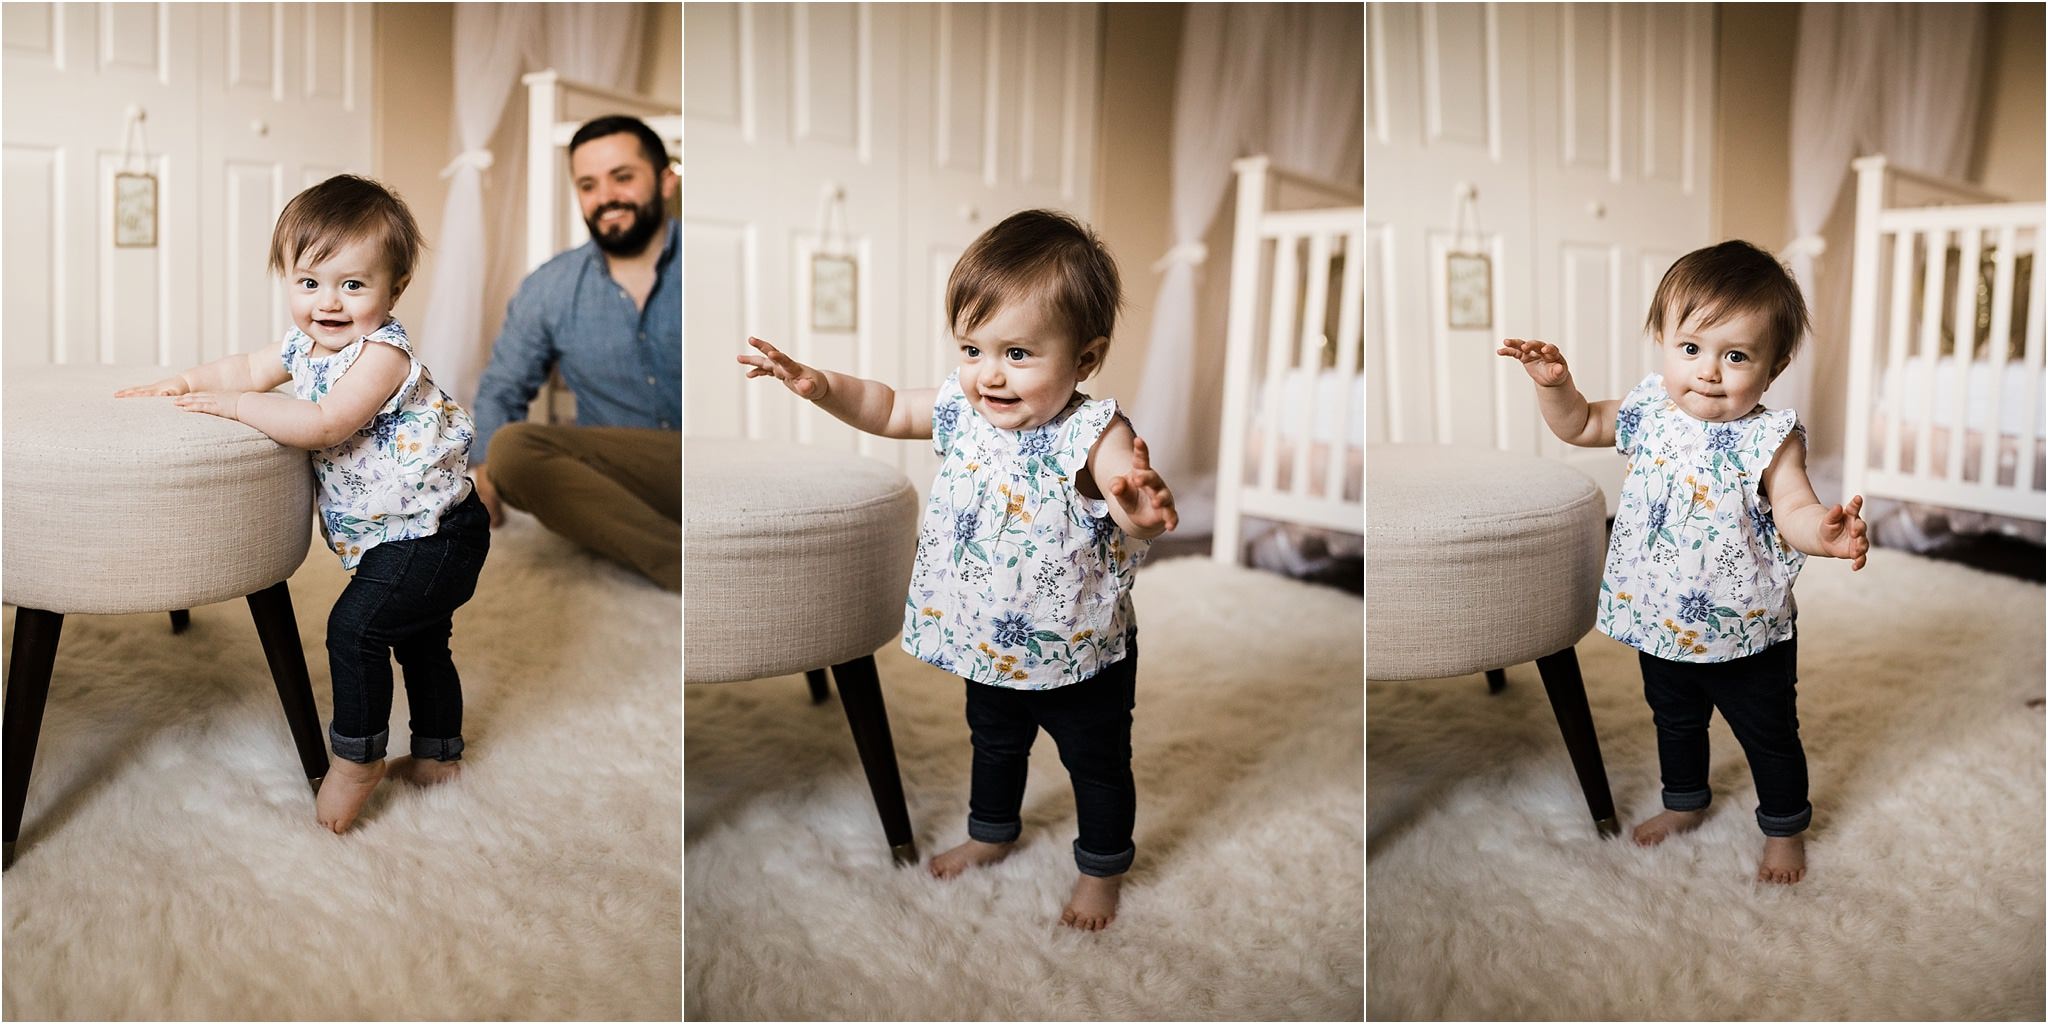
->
xmin=901 ymin=371 xmax=1148 ymax=690
xmin=280 ymin=318 xmax=476 ymax=569
xmin=1597 ymin=373 xmax=1805 ymax=663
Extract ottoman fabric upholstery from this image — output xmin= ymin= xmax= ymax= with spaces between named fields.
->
xmin=683 ymin=439 xmax=920 ymax=683
xmin=3 ymin=365 xmax=313 ymax=615
xmin=1367 ymin=443 xmax=1605 ymax=680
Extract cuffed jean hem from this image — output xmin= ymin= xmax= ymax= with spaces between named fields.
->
xmin=411 ymin=735 xmax=465 ymax=762
xmin=967 ymin=815 xmax=1022 ymax=844
xmin=1074 ymin=840 xmax=1134 ymax=877
xmin=330 ymin=725 xmax=389 ymax=764
xmin=1662 ymin=787 xmax=1713 ymax=812
xmin=1756 ymin=802 xmax=1812 ymax=837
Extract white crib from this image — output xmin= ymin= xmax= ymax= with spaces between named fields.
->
xmin=1211 ymin=155 xmax=1366 ymax=566
xmin=1842 ymin=155 xmax=2048 ymax=536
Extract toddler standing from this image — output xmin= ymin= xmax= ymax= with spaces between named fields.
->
xmin=738 ymin=209 xmax=1177 ymax=929
xmin=118 ymin=174 xmax=486 ymax=833
xmin=1499 ymin=240 xmax=1868 ymax=884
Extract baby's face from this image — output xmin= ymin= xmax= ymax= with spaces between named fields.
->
xmin=1657 ymin=305 xmax=1781 ymax=423
xmin=955 ymin=300 xmax=1103 ymax=431
xmin=286 ymin=236 xmax=402 ymax=353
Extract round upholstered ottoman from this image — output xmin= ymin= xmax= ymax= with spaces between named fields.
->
xmin=2 ymin=364 xmax=328 ymax=867
xmin=683 ymin=438 xmax=922 ymax=863
xmin=1366 ymin=443 xmax=1619 ymax=835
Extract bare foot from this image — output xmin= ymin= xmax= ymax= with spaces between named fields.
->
xmin=927 ymin=838 xmax=1015 ymax=879
xmin=1060 ymin=873 xmax=1123 ymax=931
xmin=1757 ymin=834 xmax=1806 ymax=884
xmin=1631 ymin=808 xmax=1707 ymax=846
xmin=315 ymin=758 xmax=387 ymax=833
xmin=388 ymin=756 xmax=462 ymax=787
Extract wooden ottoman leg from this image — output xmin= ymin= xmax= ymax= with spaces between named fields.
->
xmin=169 ymin=610 xmax=190 ymax=634
xmin=1535 ymin=647 xmax=1621 ymax=838
xmin=806 ymin=668 xmax=830 ymax=705
xmin=245 ymin=582 xmax=330 ymax=794
xmin=1485 ymin=668 xmax=1506 ymax=695
xmin=830 ymin=655 xmax=917 ymax=866
xmin=4 ymin=608 xmax=63 ymax=869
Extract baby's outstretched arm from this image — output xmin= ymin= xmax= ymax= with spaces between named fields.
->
xmin=177 ymin=343 xmax=409 ymax=451
xmin=1088 ymin=422 xmax=1177 ymax=540
xmin=115 ymin=349 xmax=283 ymax=398
xmin=1760 ymin=433 xmax=1871 ymax=571
xmin=738 ymin=336 xmax=936 ymax=439
xmin=1497 ymin=339 xmax=1620 ymax=448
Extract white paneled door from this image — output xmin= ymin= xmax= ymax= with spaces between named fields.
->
xmin=684 ymin=2 xmax=1101 ymax=488
xmin=1366 ymin=2 xmax=1715 ymax=512
xmin=1 ymin=2 xmax=374 ymax=371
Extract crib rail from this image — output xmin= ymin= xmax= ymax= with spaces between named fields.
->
xmin=1213 ymin=156 xmax=1366 ymax=562
xmin=1844 ymin=155 xmax=2048 ymax=522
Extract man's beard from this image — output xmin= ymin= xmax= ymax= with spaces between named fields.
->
xmin=585 ymin=193 xmax=667 ymax=257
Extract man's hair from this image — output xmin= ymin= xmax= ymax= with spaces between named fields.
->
xmin=569 ymin=115 xmax=672 ymax=173
xmin=267 ymin=174 xmax=423 ymax=290
xmin=946 ymin=209 xmax=1122 ymax=352
xmin=1644 ymin=239 xmax=1811 ymax=369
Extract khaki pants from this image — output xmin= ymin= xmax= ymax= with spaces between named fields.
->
xmin=487 ymin=424 xmax=680 ymax=591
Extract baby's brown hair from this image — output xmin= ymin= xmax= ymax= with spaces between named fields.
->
xmin=946 ymin=209 xmax=1121 ymax=357
xmin=1644 ymin=240 xmax=1811 ymax=372
xmin=268 ymin=174 xmax=424 ymax=295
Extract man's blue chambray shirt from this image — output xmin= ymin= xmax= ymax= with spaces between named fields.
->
xmin=470 ymin=217 xmax=682 ymax=465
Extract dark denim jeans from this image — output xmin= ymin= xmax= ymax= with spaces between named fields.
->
xmin=326 ymin=489 xmax=490 ymax=764
xmin=1640 ymin=636 xmax=1811 ymax=837
xmin=963 ymin=633 xmax=1138 ymax=877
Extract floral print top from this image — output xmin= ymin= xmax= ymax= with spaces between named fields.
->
xmin=901 ymin=371 xmax=1148 ymax=690
xmin=280 ymin=318 xmax=476 ymax=569
xmin=1598 ymin=373 xmax=1805 ymax=663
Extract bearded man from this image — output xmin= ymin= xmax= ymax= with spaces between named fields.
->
xmin=470 ymin=115 xmax=681 ymax=591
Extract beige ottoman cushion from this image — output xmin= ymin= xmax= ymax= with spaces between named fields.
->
xmin=3 ymin=364 xmax=314 ymax=615
xmin=1367 ymin=443 xmax=1605 ymax=680
xmin=684 ymin=439 xmax=920 ymax=683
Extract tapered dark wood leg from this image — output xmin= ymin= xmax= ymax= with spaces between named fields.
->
xmin=1485 ymin=668 xmax=1506 ymax=695
xmin=1535 ymin=647 xmax=1620 ymax=837
xmin=806 ymin=668 xmax=830 ymax=704
xmin=4 ymin=608 xmax=63 ymax=869
xmin=169 ymin=609 xmax=190 ymax=634
xmin=245 ymin=582 xmax=329 ymax=793
xmin=829 ymin=654 xmax=917 ymax=865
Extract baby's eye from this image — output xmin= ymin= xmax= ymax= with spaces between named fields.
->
xmin=1680 ymin=342 xmax=1699 ymax=356
xmin=1726 ymin=351 xmax=1747 ymax=363
xmin=298 ymin=278 xmax=318 ymax=290
xmin=1006 ymin=347 xmax=1029 ymax=362
xmin=343 ymin=280 xmax=364 ymax=292
xmin=961 ymin=345 xmax=981 ymax=359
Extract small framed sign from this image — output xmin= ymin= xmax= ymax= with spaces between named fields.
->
xmin=811 ymin=252 xmax=858 ymax=333
xmin=114 ymin=172 xmax=157 ymax=248
xmin=1445 ymin=251 xmax=1492 ymax=330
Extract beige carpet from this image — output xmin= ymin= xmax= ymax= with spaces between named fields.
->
xmin=1 ymin=514 xmax=681 ymax=1021
xmin=684 ymin=556 xmax=1365 ymax=1021
xmin=1368 ymin=550 xmax=2046 ymax=1021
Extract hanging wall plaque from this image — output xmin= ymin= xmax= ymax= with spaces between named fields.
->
xmin=811 ymin=252 xmax=858 ymax=333
xmin=114 ymin=171 xmax=157 ymax=248
xmin=1446 ymin=251 xmax=1492 ymax=330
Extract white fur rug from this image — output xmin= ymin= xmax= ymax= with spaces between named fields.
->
xmin=1368 ymin=550 xmax=2046 ymax=1021
xmin=684 ymin=557 xmax=1365 ymax=1021
xmin=1 ymin=514 xmax=681 ymax=1021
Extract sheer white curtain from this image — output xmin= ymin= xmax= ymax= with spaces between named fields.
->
xmin=423 ymin=4 xmax=649 ymax=408
xmin=1127 ymin=3 xmax=1363 ymax=534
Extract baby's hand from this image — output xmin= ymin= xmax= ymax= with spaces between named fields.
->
xmin=1497 ymin=339 xmax=1572 ymax=388
xmin=114 ymin=375 xmax=189 ymax=398
xmin=1107 ymin=437 xmax=1178 ymax=534
xmin=1818 ymin=493 xmax=1870 ymax=571
xmin=737 ymin=336 xmax=830 ymax=401
xmin=173 ymin=391 xmax=241 ymax=421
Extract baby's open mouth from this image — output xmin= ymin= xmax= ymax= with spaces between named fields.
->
xmin=315 ymin=318 xmax=351 ymax=330
xmin=983 ymin=396 xmax=1019 ymax=409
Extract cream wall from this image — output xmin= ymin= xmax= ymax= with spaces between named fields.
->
xmin=1711 ymin=4 xmax=1797 ymax=250
xmin=1090 ymin=4 xmax=1183 ymax=409
xmin=1972 ymin=1 xmax=2046 ymax=202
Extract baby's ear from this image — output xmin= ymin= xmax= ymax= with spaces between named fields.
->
xmin=1076 ymin=336 xmax=1109 ymax=380
xmin=391 ymin=274 xmax=412 ymax=302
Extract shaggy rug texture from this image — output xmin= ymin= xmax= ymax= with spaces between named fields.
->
xmin=1 ymin=514 xmax=681 ymax=1021
xmin=684 ymin=557 xmax=1365 ymax=1021
xmin=1368 ymin=550 xmax=2046 ymax=1021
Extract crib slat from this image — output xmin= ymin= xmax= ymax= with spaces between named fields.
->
xmin=1327 ymin=230 xmax=1365 ymax=503
xmin=1259 ymin=236 xmax=1300 ymax=494
xmin=1882 ymin=229 xmax=1916 ymax=477
xmin=1947 ymin=227 xmax=1981 ymax=481
xmin=1979 ymin=225 xmax=2018 ymax=487
xmin=1915 ymin=229 xmax=1948 ymax=477
xmin=1292 ymin=231 xmax=1333 ymax=497
xmin=2017 ymin=233 xmax=2045 ymax=494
